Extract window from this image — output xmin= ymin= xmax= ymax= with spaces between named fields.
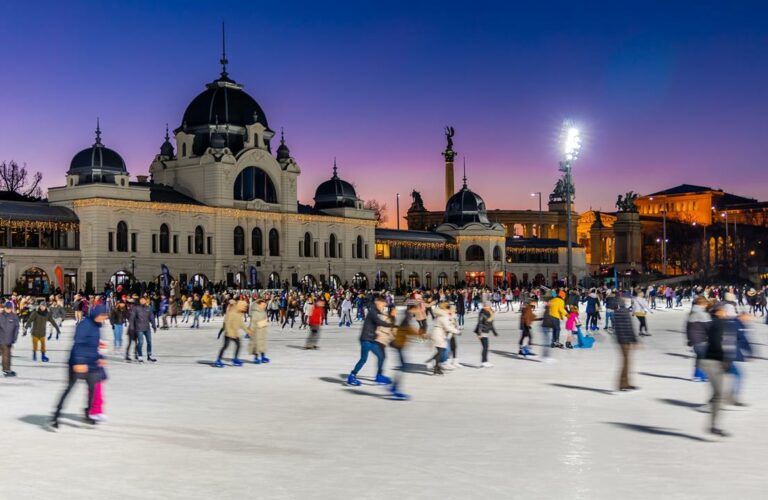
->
xmin=251 ymin=228 xmax=263 ymax=256
xmin=324 ymin=242 xmax=329 ymax=258
xmin=493 ymin=245 xmax=502 ymax=261
xmin=364 ymin=244 xmax=369 ymax=259
xmin=108 ymin=231 xmax=114 ymax=252
xmin=159 ymin=224 xmax=170 ymax=253
xmin=152 ymin=234 xmax=157 ymax=253
xmin=194 ymin=226 xmax=204 ymax=254
xmin=465 ymin=245 xmax=485 ymax=261
xmin=356 ymin=236 xmax=364 ymax=259
xmin=207 ymin=236 xmax=212 ymax=254
xmin=234 ymin=226 xmax=245 ymax=255
xmin=131 ymin=233 xmax=137 ymax=253
xmin=233 ymin=167 xmax=278 ymax=202
xmin=329 ymin=234 xmax=337 ymax=258
xmin=303 ymin=233 xmax=312 ymax=258
xmin=182 ymin=143 xmax=187 ymax=157
xmin=314 ymin=241 xmax=319 ymax=258
xmin=116 ymin=221 xmax=128 ymax=252
xmin=173 ymin=234 xmax=178 ymax=253
xmin=187 ymin=235 xmax=192 ymax=254
xmin=269 ymin=228 xmax=279 ymax=256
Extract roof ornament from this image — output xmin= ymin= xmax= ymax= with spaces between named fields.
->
xmin=164 ymin=123 xmax=170 ymax=142
xmin=462 ymin=156 xmax=467 ymax=188
xmin=94 ymin=117 xmax=102 ymax=146
xmin=280 ymin=127 xmax=285 ymax=145
xmin=332 ymin=157 xmax=338 ymax=179
xmin=219 ymin=21 xmax=229 ymax=78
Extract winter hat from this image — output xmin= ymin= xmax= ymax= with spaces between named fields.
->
xmin=3 ymin=301 xmax=13 ymax=308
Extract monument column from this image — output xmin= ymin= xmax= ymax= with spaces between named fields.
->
xmin=443 ymin=126 xmax=456 ymax=203
xmin=613 ymin=194 xmax=643 ymax=272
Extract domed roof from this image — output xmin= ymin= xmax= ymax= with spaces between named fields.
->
xmin=159 ymin=124 xmax=175 ymax=158
xmin=314 ymin=162 xmax=359 ymax=210
xmin=444 ymin=181 xmax=490 ymax=226
xmin=68 ymin=121 xmax=127 ymax=178
xmin=182 ymin=75 xmax=268 ymax=130
xmin=276 ymin=129 xmax=290 ymax=161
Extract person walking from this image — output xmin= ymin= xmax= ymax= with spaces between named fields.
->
xmin=109 ymin=301 xmax=128 ymax=352
xmin=346 ymin=296 xmax=393 ymax=386
xmin=25 ymin=302 xmax=60 ymax=362
xmin=474 ymin=302 xmax=499 ymax=367
xmin=614 ymin=297 xmax=639 ymax=391
xmin=128 ymin=297 xmax=157 ymax=362
xmin=0 ymin=301 xmax=21 ymax=377
xmin=51 ymin=304 xmax=108 ymax=429
xmin=214 ymin=300 xmax=251 ymax=367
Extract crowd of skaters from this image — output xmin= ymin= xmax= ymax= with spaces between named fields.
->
xmin=0 ymin=280 xmax=765 ymax=435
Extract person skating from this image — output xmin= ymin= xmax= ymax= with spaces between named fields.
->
xmin=346 ymin=296 xmax=393 ymax=386
xmin=633 ymin=292 xmax=652 ymax=336
xmin=475 ymin=302 xmax=499 ymax=367
xmin=248 ymin=299 xmax=269 ymax=364
xmin=51 ymin=304 xmax=108 ymax=429
xmin=614 ymin=297 xmax=639 ymax=391
xmin=214 ymin=300 xmax=251 ymax=367
xmin=426 ymin=303 xmax=458 ymax=375
xmin=0 ymin=301 xmax=21 ymax=377
xmin=685 ymin=296 xmax=711 ymax=381
xmin=128 ymin=296 xmax=157 ymax=362
xmin=519 ymin=298 xmax=538 ymax=356
xmin=546 ymin=290 xmax=567 ymax=349
xmin=700 ymin=305 xmax=735 ymax=436
xmin=25 ymin=302 xmax=60 ymax=362
xmin=305 ymin=298 xmax=324 ymax=349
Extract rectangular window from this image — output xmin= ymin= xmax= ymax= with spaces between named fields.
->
xmin=207 ymin=237 xmax=212 ymax=254
xmin=364 ymin=244 xmax=369 ymax=259
xmin=131 ymin=233 xmax=137 ymax=253
xmin=173 ymin=235 xmax=178 ymax=254
xmin=314 ymin=241 xmax=318 ymax=258
xmin=338 ymin=243 xmax=343 ymax=258
xmin=187 ymin=235 xmax=192 ymax=254
xmin=152 ymin=234 xmax=157 ymax=253
xmin=298 ymin=241 xmax=303 ymax=257
xmin=108 ymin=232 xmax=114 ymax=252
xmin=324 ymin=242 xmax=328 ymax=258
xmin=352 ymin=244 xmax=356 ymax=258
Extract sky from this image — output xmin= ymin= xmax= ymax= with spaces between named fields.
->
xmin=1 ymin=0 xmax=767 ymax=227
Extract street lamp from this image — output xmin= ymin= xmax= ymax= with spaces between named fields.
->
xmin=722 ymin=211 xmax=729 ymax=269
xmin=559 ymin=121 xmax=581 ymax=288
xmin=531 ymin=192 xmax=542 ymax=237
xmin=396 ymin=193 xmax=401 ymax=231
xmin=0 ymin=252 xmax=4 ymax=297
xmin=327 ymin=260 xmax=332 ymax=289
xmin=130 ymin=255 xmax=135 ymax=279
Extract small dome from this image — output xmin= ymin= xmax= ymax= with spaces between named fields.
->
xmin=68 ymin=121 xmax=127 ymax=184
xmin=276 ymin=129 xmax=290 ymax=161
xmin=444 ymin=183 xmax=489 ymax=226
xmin=314 ymin=162 xmax=359 ymax=210
xmin=159 ymin=125 xmax=175 ymax=158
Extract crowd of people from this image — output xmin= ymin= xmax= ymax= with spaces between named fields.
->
xmin=0 ymin=280 xmax=764 ymax=435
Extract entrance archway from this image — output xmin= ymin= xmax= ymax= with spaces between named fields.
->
xmin=110 ymin=270 xmax=134 ymax=289
xmin=375 ymin=271 xmax=389 ymax=289
xmin=408 ymin=272 xmax=420 ymax=289
xmin=268 ymin=272 xmax=280 ymax=289
xmin=191 ymin=274 xmax=208 ymax=290
xmin=302 ymin=274 xmax=317 ymax=287
xmin=438 ymin=272 xmax=449 ymax=287
xmin=20 ymin=267 xmax=50 ymax=295
xmin=329 ymin=275 xmax=341 ymax=290
xmin=533 ymin=273 xmax=546 ymax=286
xmin=234 ymin=272 xmax=248 ymax=288
xmin=352 ymin=273 xmax=368 ymax=290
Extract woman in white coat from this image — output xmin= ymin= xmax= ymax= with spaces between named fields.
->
xmin=426 ymin=303 xmax=459 ymax=375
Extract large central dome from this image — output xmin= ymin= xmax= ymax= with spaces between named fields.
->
xmin=182 ymin=75 xmax=268 ymax=129
xmin=444 ymin=183 xmax=490 ymax=226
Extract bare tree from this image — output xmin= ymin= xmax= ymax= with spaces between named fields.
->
xmin=0 ymin=160 xmax=43 ymax=198
xmin=364 ymin=199 xmax=388 ymax=226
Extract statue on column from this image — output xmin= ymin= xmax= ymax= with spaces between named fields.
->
xmin=616 ymin=191 xmax=639 ymax=212
xmin=443 ymin=126 xmax=456 ymax=161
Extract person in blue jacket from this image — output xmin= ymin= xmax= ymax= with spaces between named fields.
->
xmin=51 ymin=303 xmax=108 ymax=428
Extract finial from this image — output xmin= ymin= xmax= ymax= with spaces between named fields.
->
xmin=94 ymin=117 xmax=102 ymax=145
xmin=219 ymin=21 xmax=229 ymax=77
xmin=332 ymin=157 xmax=338 ymax=178
xmin=462 ymin=156 xmax=467 ymax=187
xmin=280 ymin=127 xmax=285 ymax=144
xmin=164 ymin=123 xmax=170 ymax=141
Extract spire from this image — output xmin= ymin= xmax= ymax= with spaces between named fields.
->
xmin=462 ymin=156 xmax=467 ymax=188
xmin=164 ymin=123 xmax=170 ymax=142
xmin=94 ymin=117 xmax=102 ymax=146
xmin=280 ymin=127 xmax=285 ymax=145
xmin=332 ymin=157 xmax=338 ymax=179
xmin=219 ymin=21 xmax=229 ymax=78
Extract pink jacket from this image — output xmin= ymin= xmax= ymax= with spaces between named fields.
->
xmin=565 ymin=312 xmax=580 ymax=331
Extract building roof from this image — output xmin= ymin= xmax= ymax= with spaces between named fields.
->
xmin=182 ymin=76 xmax=268 ymax=130
xmin=505 ymin=237 xmax=579 ymax=248
xmin=0 ymin=200 xmax=79 ymax=223
xmin=444 ymin=184 xmax=490 ymax=226
xmin=128 ymin=182 xmax=205 ymax=206
xmin=314 ymin=163 xmax=359 ymax=210
xmin=375 ymin=228 xmax=456 ymax=244
xmin=647 ymin=184 xmax=716 ymax=196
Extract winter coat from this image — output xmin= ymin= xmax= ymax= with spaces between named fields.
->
xmin=129 ymin=304 xmax=156 ymax=333
xmin=565 ymin=312 xmax=580 ymax=331
xmin=68 ymin=317 xmax=103 ymax=370
xmin=547 ymin=296 xmax=567 ymax=320
xmin=430 ymin=308 xmax=458 ymax=349
xmin=360 ymin=307 xmax=393 ymax=342
xmin=520 ymin=303 xmax=536 ymax=329
xmin=583 ymin=294 xmax=599 ymax=313
xmin=613 ymin=307 xmax=637 ymax=345
xmin=224 ymin=308 xmax=250 ymax=339
xmin=0 ymin=311 xmax=20 ymax=345
xmin=685 ymin=305 xmax=710 ymax=346
xmin=110 ymin=307 xmax=128 ymax=326
xmin=474 ymin=309 xmax=498 ymax=337
xmin=26 ymin=309 xmax=60 ymax=338
xmin=632 ymin=297 xmax=651 ymax=316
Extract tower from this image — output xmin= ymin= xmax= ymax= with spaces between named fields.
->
xmin=443 ymin=126 xmax=456 ymax=203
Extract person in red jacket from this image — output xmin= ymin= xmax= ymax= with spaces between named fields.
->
xmin=305 ymin=298 xmax=325 ymax=350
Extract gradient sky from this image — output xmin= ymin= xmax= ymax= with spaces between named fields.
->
xmin=2 ymin=1 xmax=767 ymax=226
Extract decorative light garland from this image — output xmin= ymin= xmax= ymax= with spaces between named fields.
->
xmin=455 ymin=235 xmax=505 ymax=243
xmin=375 ymin=239 xmax=458 ymax=250
xmin=72 ymin=198 xmax=377 ymax=227
xmin=506 ymin=247 xmax=559 ymax=254
xmin=0 ymin=219 xmax=79 ymax=232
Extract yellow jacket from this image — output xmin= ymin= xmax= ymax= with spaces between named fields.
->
xmin=548 ymin=296 xmax=567 ymax=320
xmin=201 ymin=294 xmax=213 ymax=308
xmin=224 ymin=308 xmax=250 ymax=339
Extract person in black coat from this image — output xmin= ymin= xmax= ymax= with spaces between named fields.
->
xmin=51 ymin=304 xmax=108 ymax=428
xmin=0 ymin=301 xmax=21 ymax=377
xmin=614 ymin=298 xmax=638 ymax=391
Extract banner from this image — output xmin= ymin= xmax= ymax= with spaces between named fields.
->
xmin=249 ymin=265 xmax=257 ymax=287
xmin=161 ymin=264 xmax=170 ymax=289
xmin=54 ymin=265 xmax=64 ymax=290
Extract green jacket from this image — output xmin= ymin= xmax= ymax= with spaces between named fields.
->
xmin=26 ymin=310 xmax=60 ymax=338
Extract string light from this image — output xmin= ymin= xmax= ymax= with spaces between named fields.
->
xmin=375 ymin=239 xmax=458 ymax=250
xmin=0 ymin=219 xmax=79 ymax=232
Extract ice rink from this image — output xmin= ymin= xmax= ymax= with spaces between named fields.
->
xmin=1 ymin=304 xmax=767 ymax=499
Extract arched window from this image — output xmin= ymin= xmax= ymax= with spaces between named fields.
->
xmin=233 ymin=167 xmax=278 ymax=203
xmin=159 ymin=224 xmax=170 ymax=253
xmin=303 ymin=232 xmax=312 ymax=258
xmin=329 ymin=234 xmax=337 ymax=258
xmin=493 ymin=245 xmax=502 ymax=262
xmin=356 ymin=235 xmax=364 ymax=259
xmin=465 ymin=245 xmax=485 ymax=261
xmin=194 ymin=226 xmax=204 ymax=255
xmin=234 ymin=226 xmax=245 ymax=255
xmin=116 ymin=221 xmax=128 ymax=252
xmin=269 ymin=228 xmax=280 ymax=256
xmin=251 ymin=228 xmax=263 ymax=256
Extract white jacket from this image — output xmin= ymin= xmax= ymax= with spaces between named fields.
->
xmin=430 ymin=308 xmax=459 ymax=349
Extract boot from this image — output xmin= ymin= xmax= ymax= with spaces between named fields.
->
xmin=261 ymin=354 xmax=270 ymax=364
xmin=32 ymin=352 xmax=37 ymax=361
xmin=566 ymin=342 xmax=574 ymax=349
xmin=433 ymin=363 xmax=444 ymax=375
xmin=346 ymin=373 xmax=361 ymax=386
xmin=41 ymin=353 xmax=49 ymax=362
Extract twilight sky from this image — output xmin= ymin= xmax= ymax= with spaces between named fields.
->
xmin=1 ymin=1 xmax=767 ymax=226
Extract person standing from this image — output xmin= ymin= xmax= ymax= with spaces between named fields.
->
xmin=129 ymin=297 xmax=157 ymax=362
xmin=0 ymin=301 xmax=21 ymax=377
xmin=475 ymin=302 xmax=499 ymax=367
xmin=191 ymin=293 xmax=203 ymax=329
xmin=214 ymin=300 xmax=251 ymax=367
xmin=25 ymin=302 xmax=60 ymax=362
xmin=603 ymin=290 xmax=617 ymax=330
xmin=249 ymin=299 xmax=270 ymax=364
xmin=51 ymin=304 xmax=108 ymax=428
xmin=614 ymin=297 xmax=639 ymax=391
xmin=547 ymin=290 xmax=567 ymax=349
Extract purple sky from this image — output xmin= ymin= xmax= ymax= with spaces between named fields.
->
xmin=2 ymin=1 xmax=767 ymax=226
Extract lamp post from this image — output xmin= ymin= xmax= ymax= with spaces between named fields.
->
xmin=130 ymin=255 xmax=135 ymax=279
xmin=559 ymin=122 xmax=581 ymax=288
xmin=327 ymin=260 xmax=332 ymax=289
xmin=0 ymin=252 xmax=4 ymax=297
xmin=531 ymin=192 xmax=542 ymax=237
xmin=662 ymin=205 xmax=667 ymax=275
xmin=396 ymin=193 xmax=401 ymax=231
xmin=722 ymin=211 xmax=729 ymax=269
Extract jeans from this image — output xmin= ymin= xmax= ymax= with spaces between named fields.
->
xmin=54 ymin=368 xmax=98 ymax=419
xmin=551 ymin=321 xmax=561 ymax=345
xmin=352 ymin=340 xmax=384 ymax=376
xmin=457 ymin=314 xmax=465 ymax=326
xmin=480 ymin=337 xmax=489 ymax=363
xmin=113 ymin=324 xmax=124 ymax=348
xmin=604 ymin=310 xmax=614 ymax=329
xmin=192 ymin=311 xmax=201 ymax=328
xmin=203 ymin=307 xmax=212 ymax=321
xmin=136 ymin=330 xmax=152 ymax=357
